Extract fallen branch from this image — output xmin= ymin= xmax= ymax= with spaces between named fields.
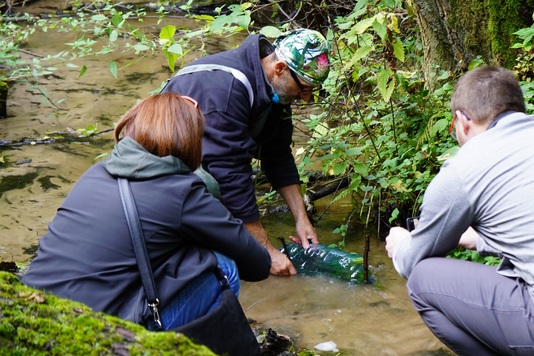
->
xmin=0 ymin=128 xmax=114 ymax=147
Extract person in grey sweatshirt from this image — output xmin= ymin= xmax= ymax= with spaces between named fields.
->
xmin=22 ymin=93 xmax=271 ymax=329
xmin=386 ymin=66 xmax=534 ymax=355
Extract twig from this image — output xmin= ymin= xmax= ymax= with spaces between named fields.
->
xmin=363 ymin=234 xmax=370 ymax=284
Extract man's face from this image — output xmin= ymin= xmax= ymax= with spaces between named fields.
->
xmin=272 ymin=64 xmax=319 ymax=104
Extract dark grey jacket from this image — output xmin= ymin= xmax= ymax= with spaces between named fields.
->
xmin=161 ymin=34 xmax=300 ymax=223
xmin=22 ymin=137 xmax=271 ymax=323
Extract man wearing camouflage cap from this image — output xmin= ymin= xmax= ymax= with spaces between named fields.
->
xmin=161 ymin=29 xmax=331 ymax=276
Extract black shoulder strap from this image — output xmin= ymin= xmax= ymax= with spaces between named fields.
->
xmin=117 ymin=177 xmax=162 ymax=330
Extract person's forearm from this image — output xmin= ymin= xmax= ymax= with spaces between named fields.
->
xmin=278 ymin=184 xmax=308 ymax=222
xmin=243 ymin=219 xmax=273 ymax=249
xmin=244 ymin=219 xmax=297 ymax=276
xmin=278 ymin=184 xmax=318 ymax=246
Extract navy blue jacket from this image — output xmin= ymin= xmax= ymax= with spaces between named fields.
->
xmin=22 ymin=138 xmax=271 ymax=323
xmin=161 ymin=34 xmax=301 ymax=223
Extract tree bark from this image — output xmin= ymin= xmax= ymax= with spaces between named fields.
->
xmin=411 ymin=0 xmax=534 ymax=86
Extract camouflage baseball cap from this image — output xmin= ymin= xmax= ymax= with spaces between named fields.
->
xmin=274 ymin=29 xmax=331 ymax=86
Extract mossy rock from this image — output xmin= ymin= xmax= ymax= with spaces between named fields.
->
xmin=0 ymin=271 xmax=216 ymax=355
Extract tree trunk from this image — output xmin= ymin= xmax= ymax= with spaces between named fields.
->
xmin=411 ymin=0 xmax=534 ymax=86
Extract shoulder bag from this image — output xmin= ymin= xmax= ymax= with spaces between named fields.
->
xmin=117 ymin=177 xmax=261 ymax=356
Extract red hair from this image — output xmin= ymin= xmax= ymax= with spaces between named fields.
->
xmin=114 ymin=93 xmax=204 ymax=169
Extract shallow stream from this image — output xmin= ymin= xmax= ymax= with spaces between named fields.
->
xmin=0 ymin=2 xmax=451 ymax=354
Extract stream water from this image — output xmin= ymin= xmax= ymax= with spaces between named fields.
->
xmin=1 ymin=2 xmax=452 ymax=355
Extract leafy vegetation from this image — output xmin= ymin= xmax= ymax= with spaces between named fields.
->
xmin=3 ymin=0 xmax=534 ymax=266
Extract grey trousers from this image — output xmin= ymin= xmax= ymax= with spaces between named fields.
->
xmin=407 ymin=258 xmax=534 ymax=355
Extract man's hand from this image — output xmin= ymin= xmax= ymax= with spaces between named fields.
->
xmin=289 ymin=219 xmax=318 ymax=249
xmin=459 ymin=227 xmax=478 ymax=250
xmin=385 ymin=226 xmax=411 ymax=259
xmin=244 ymin=219 xmax=297 ymax=276
xmin=268 ymin=246 xmax=297 ymax=276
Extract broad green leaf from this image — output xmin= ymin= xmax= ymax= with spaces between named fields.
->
xmin=133 ymin=44 xmax=149 ymax=53
xmin=372 ymin=16 xmax=387 ymax=40
xmin=109 ymin=29 xmax=118 ymax=42
xmin=342 ymin=45 xmax=374 ymax=71
xmin=346 ymin=147 xmax=363 ymax=156
xmin=353 ymin=162 xmax=368 ymax=176
xmin=377 ymin=68 xmax=395 ymax=102
xmin=159 ymin=25 xmax=176 ymax=40
xmin=260 ymin=26 xmax=282 ymax=38
xmin=388 ymin=208 xmax=399 ymax=223
xmin=111 ymin=13 xmax=124 ymax=27
xmin=392 ymin=37 xmax=405 ymax=62
xmin=431 ymin=118 xmax=449 ymax=136
xmin=209 ymin=17 xmax=225 ymax=33
xmin=91 ymin=14 xmax=107 ymax=22
xmin=167 ymin=43 xmax=183 ymax=55
xmin=236 ymin=13 xmax=251 ymax=29
xmin=353 ymin=17 xmax=375 ymax=34
xmin=352 ymin=45 xmax=374 ymax=63
xmin=163 ymin=50 xmax=179 ymax=73
xmin=109 ymin=61 xmax=118 ymax=79
xmin=333 ymin=162 xmax=347 ymax=175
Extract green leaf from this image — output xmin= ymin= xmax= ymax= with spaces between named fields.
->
xmin=133 ymin=44 xmax=149 ymax=53
xmin=389 ymin=208 xmax=399 ymax=223
xmin=353 ymin=162 xmax=368 ymax=176
xmin=377 ymin=68 xmax=395 ymax=102
xmin=159 ymin=25 xmax=176 ymax=40
xmin=333 ymin=162 xmax=347 ymax=175
xmin=392 ymin=37 xmax=405 ymax=62
xmin=111 ymin=13 xmax=124 ymax=27
xmin=346 ymin=147 xmax=363 ymax=156
xmin=78 ymin=65 xmax=87 ymax=78
xmin=353 ymin=45 xmax=374 ymax=63
xmin=259 ymin=26 xmax=281 ymax=38
xmin=431 ymin=118 xmax=448 ymax=136
xmin=163 ymin=50 xmax=179 ymax=73
xmin=353 ymin=17 xmax=375 ymax=34
xmin=342 ymin=45 xmax=374 ymax=71
xmin=94 ymin=152 xmax=109 ymax=160
xmin=372 ymin=16 xmax=387 ymax=40
xmin=91 ymin=14 xmax=107 ymax=22
xmin=109 ymin=30 xmax=118 ymax=42
xmin=167 ymin=43 xmax=183 ymax=55
xmin=109 ymin=61 xmax=118 ymax=79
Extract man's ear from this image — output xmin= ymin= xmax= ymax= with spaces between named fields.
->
xmin=274 ymin=61 xmax=287 ymax=77
xmin=458 ymin=111 xmax=471 ymax=136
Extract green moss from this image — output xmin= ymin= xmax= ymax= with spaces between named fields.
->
xmin=0 ymin=272 xmax=216 ymax=355
xmin=447 ymin=0 xmax=534 ymax=69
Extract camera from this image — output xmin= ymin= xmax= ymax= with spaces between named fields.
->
xmin=406 ymin=217 xmax=419 ymax=232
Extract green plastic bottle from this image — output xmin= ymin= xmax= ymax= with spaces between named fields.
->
xmin=281 ymin=243 xmax=371 ymax=284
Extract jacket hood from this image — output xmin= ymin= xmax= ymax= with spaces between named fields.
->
xmin=103 ymin=137 xmax=191 ymax=179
